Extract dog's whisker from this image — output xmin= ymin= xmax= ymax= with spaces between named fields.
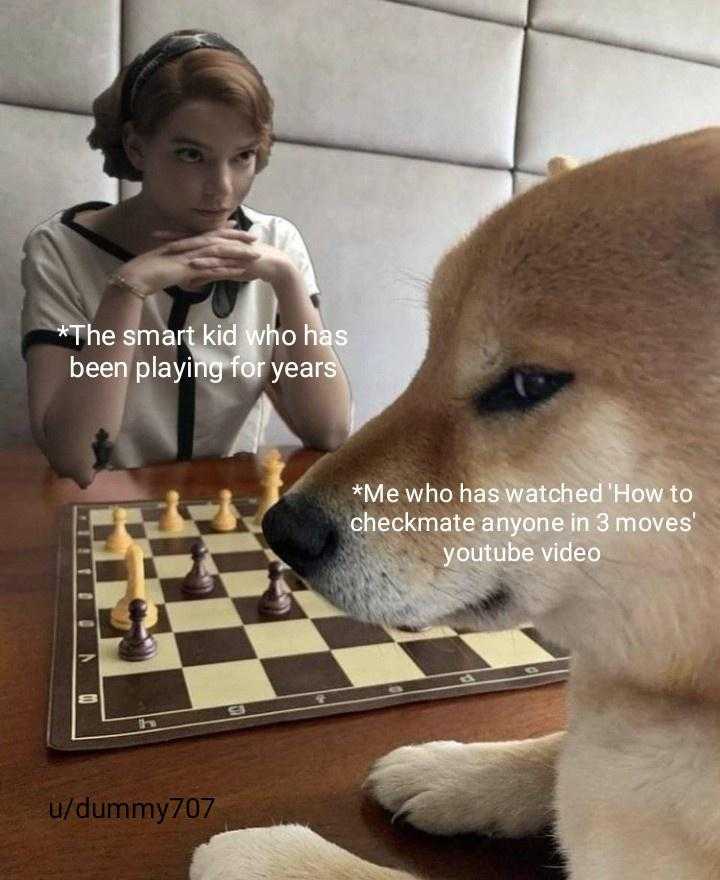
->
xmin=395 ymin=268 xmax=432 ymax=289
xmin=391 ymin=297 xmax=431 ymax=312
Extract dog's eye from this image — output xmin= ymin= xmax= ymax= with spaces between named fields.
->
xmin=474 ymin=367 xmax=574 ymax=414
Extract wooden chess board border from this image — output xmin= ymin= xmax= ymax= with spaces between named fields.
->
xmin=48 ymin=502 xmax=570 ymax=751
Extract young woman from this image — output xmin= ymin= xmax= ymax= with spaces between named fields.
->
xmin=21 ymin=30 xmax=351 ymax=487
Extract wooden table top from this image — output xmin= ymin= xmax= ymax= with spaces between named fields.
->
xmin=2 ymin=446 xmax=567 ymax=879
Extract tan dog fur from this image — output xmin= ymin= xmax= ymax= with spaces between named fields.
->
xmin=191 ymin=129 xmax=720 ymax=880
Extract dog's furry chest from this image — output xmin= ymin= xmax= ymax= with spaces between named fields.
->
xmin=557 ymin=682 xmax=720 ymax=873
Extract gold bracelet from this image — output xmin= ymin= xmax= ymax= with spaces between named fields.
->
xmin=108 ymin=271 xmax=152 ymax=301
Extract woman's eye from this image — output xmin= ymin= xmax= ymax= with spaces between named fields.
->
xmin=234 ymin=150 xmax=257 ymax=164
xmin=174 ymin=148 xmax=256 ymax=164
xmin=474 ymin=367 xmax=574 ymax=414
xmin=176 ymin=147 xmax=202 ymax=162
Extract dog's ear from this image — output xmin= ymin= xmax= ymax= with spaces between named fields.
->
xmin=547 ymin=155 xmax=579 ymax=177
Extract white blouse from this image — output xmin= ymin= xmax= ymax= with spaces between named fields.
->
xmin=21 ymin=201 xmax=320 ymax=468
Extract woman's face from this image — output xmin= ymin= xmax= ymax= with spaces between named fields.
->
xmin=130 ymin=98 xmax=260 ymax=233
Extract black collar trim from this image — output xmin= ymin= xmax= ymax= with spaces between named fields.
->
xmin=61 ymin=201 xmax=131 ymax=262
xmin=167 ymin=298 xmax=196 ymax=461
xmin=60 ymin=202 xmax=253 ymax=304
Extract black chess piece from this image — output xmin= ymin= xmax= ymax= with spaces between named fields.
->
xmin=119 ymin=599 xmax=157 ymax=661
xmin=182 ymin=541 xmax=215 ymax=596
xmin=92 ymin=428 xmax=114 ymax=470
xmin=258 ymin=561 xmax=292 ymax=617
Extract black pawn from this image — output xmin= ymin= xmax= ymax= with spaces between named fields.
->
xmin=182 ymin=541 xmax=215 ymax=596
xmin=92 ymin=428 xmax=114 ymax=471
xmin=258 ymin=561 xmax=292 ymax=617
xmin=397 ymin=624 xmax=432 ymax=633
xmin=119 ymin=599 xmax=157 ymax=662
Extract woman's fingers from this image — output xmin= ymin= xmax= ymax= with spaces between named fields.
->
xmin=165 ymin=226 xmax=255 ymax=238
xmin=189 ymin=261 xmax=252 ymax=275
xmin=156 ymin=229 xmax=257 ymax=250
xmin=189 ymin=248 xmax=260 ymax=265
xmin=189 ymin=257 xmax=228 ymax=268
xmin=188 ymin=266 xmax=249 ymax=286
xmin=153 ymin=217 xmax=239 ymax=236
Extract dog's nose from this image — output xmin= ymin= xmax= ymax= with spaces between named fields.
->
xmin=262 ymin=494 xmax=339 ymax=576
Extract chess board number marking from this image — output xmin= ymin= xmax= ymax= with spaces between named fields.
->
xmin=78 ymin=694 xmax=98 ymax=704
xmin=78 ymin=620 xmax=95 ymax=628
xmin=77 ymin=593 xmax=93 ymax=600
xmin=79 ymin=654 xmax=96 ymax=663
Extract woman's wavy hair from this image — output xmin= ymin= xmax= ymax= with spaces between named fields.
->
xmin=88 ymin=47 xmax=274 ymax=181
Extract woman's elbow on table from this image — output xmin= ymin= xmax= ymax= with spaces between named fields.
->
xmin=42 ymin=437 xmax=97 ymax=489
xmin=301 ymin=420 xmax=352 ymax=452
xmin=48 ymin=453 xmax=96 ymax=489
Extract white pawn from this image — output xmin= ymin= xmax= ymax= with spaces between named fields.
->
xmin=111 ymin=543 xmax=158 ymax=631
xmin=105 ymin=507 xmax=133 ymax=554
xmin=159 ymin=489 xmax=184 ymax=532
xmin=212 ymin=489 xmax=237 ymax=532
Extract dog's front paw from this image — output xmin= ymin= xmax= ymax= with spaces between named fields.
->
xmin=365 ymin=736 xmax=561 ymax=837
xmin=189 ymin=824 xmax=415 ymax=880
xmin=190 ymin=825 xmax=335 ymax=880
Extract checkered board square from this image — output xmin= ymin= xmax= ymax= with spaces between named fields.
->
xmin=48 ymin=497 xmax=570 ymax=750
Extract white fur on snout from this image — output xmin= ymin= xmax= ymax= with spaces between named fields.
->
xmin=365 ymin=735 xmax=563 ymax=838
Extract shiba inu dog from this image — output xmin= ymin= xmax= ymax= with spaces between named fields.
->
xmin=191 ymin=129 xmax=720 ymax=880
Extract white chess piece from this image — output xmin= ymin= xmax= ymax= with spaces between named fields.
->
xmin=111 ymin=543 xmax=158 ymax=631
xmin=159 ymin=489 xmax=184 ymax=532
xmin=212 ymin=489 xmax=237 ymax=532
xmin=105 ymin=507 xmax=133 ymax=554
xmin=254 ymin=450 xmax=284 ymax=525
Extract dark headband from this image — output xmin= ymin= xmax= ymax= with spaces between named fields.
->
xmin=120 ymin=29 xmax=244 ymax=123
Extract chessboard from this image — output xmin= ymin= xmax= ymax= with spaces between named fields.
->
xmin=48 ymin=494 xmax=570 ymax=750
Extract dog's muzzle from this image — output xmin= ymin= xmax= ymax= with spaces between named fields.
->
xmin=262 ymin=494 xmax=339 ymax=577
